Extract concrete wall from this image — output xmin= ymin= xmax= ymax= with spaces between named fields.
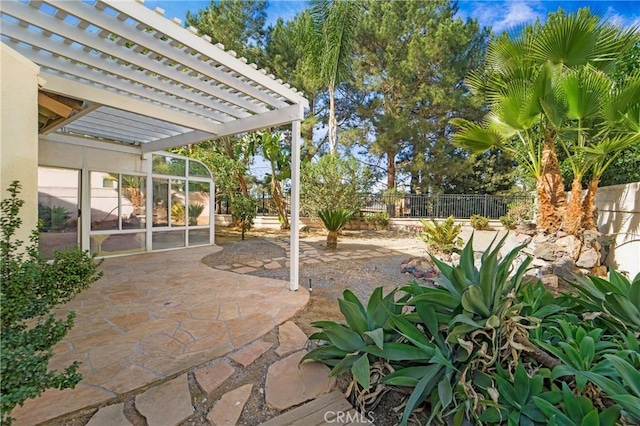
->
xmin=595 ymin=182 xmax=640 ymax=278
xmin=0 ymin=45 xmax=40 ymax=242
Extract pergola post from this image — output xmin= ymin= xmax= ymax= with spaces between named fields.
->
xmin=289 ymin=119 xmax=302 ymax=291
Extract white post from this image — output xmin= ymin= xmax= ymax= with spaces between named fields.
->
xmin=289 ymin=119 xmax=301 ymax=291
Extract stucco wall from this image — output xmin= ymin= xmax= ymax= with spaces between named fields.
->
xmin=1 ymin=45 xmax=40 ymax=242
xmin=595 ymin=182 xmax=640 ymax=278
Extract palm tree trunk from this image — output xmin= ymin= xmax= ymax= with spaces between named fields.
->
xmin=326 ymin=230 xmax=338 ymax=249
xmin=328 ymin=83 xmax=338 ymax=153
xmin=538 ymin=131 xmax=565 ymax=233
xmin=563 ymin=178 xmax=584 ymax=236
xmin=581 ymin=177 xmax=600 ymax=231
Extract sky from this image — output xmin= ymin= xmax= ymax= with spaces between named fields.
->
xmin=144 ymin=0 xmax=640 ymax=33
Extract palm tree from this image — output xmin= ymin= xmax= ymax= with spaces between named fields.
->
xmin=318 ymin=209 xmax=353 ymax=249
xmin=453 ymin=8 xmax=639 ymax=236
xmin=311 ymin=0 xmax=361 ymax=153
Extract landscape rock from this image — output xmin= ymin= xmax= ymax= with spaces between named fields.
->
xmin=533 ymin=243 xmax=557 ymax=261
xmin=552 ymin=258 xmax=582 ymax=282
xmin=230 ymin=340 xmax=273 ymax=367
xmin=555 ymin=235 xmax=582 ymax=260
xmin=576 ymin=247 xmax=600 ymax=269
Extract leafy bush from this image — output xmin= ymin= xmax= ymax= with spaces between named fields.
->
xmin=501 ymin=199 xmax=535 ymax=229
xmin=318 ymin=209 xmax=353 ymax=249
xmin=306 ymin=232 xmax=640 ymax=425
xmin=171 ymin=202 xmax=186 ymax=224
xmin=1 ymin=182 xmax=102 ymax=424
xmin=418 ymin=216 xmax=463 ymax=254
xmin=230 ymin=194 xmax=258 ymax=240
xmin=300 ymin=153 xmax=373 ymax=216
xmin=470 ymin=214 xmax=489 ymax=230
xmin=500 ymin=214 xmax=516 ymax=229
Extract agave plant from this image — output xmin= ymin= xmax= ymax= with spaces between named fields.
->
xmin=317 ymin=208 xmax=353 ymax=249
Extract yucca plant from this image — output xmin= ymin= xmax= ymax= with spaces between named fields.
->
xmin=418 ymin=216 xmax=463 ymax=255
xmin=317 ymin=208 xmax=353 ymax=249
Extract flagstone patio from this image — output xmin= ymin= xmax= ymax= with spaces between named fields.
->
xmin=11 ymin=245 xmax=309 ymax=425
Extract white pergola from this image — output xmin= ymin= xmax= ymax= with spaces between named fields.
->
xmin=0 ymin=0 xmax=308 ymax=290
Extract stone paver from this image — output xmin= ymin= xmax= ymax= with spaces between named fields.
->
xmin=86 ymin=403 xmax=132 ymax=426
xmin=195 ymin=361 xmax=235 ymax=394
xmin=275 ymin=321 xmax=308 ymax=357
xmin=232 ymin=266 xmax=257 ymax=274
xmin=265 ymin=350 xmax=335 ymax=411
xmin=206 ymin=384 xmax=253 ymax=426
xmin=10 ymin=245 xmax=308 ymax=425
xmin=136 ymin=374 xmax=194 ymax=426
xmin=264 ymin=261 xmax=281 ymax=270
xmin=230 ymin=340 xmax=273 ymax=367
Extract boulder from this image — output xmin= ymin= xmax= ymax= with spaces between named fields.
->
xmin=552 ymin=258 xmax=582 ymax=282
xmin=534 ymin=243 xmax=557 ymax=261
xmin=554 ymin=235 xmax=582 ymax=260
xmin=576 ymin=247 xmax=600 ymax=269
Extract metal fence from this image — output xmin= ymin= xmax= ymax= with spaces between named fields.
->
xmin=363 ymin=194 xmax=534 ymax=219
xmin=218 ymin=193 xmax=534 ymax=220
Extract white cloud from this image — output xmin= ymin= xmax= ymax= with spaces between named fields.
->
xmin=604 ymin=5 xmax=640 ymax=29
xmin=467 ymin=0 xmax=545 ymax=33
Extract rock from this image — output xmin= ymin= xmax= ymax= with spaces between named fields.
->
xmin=195 ymin=361 xmax=235 ymax=394
xmin=555 ymin=236 xmax=582 ymax=260
xmin=532 ymin=233 xmax=551 ymax=245
xmin=582 ymin=230 xmax=600 ymax=246
xmin=86 ymin=403 xmax=132 ymax=426
xmin=230 ymin=340 xmax=273 ymax=367
xmin=590 ymin=265 xmax=608 ymax=277
xmin=265 ymin=350 xmax=335 ymax=411
xmin=136 ymin=374 xmax=194 ymax=426
xmin=276 ymin=322 xmax=308 ymax=357
xmin=206 ymin=384 xmax=252 ymax=426
xmin=450 ymin=253 xmax=460 ymax=266
xmin=552 ymin=258 xmax=582 ymax=282
xmin=534 ymin=243 xmax=556 ymax=261
xmin=576 ymin=247 xmax=600 ymax=269
xmin=515 ymin=232 xmax=533 ymax=245
xmin=541 ymin=275 xmax=559 ymax=289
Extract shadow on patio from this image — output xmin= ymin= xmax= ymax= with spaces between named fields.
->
xmin=11 ymin=246 xmax=309 ymax=425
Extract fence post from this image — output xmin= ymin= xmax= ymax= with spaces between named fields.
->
xmin=484 ymin=194 xmax=488 ymax=217
xmin=436 ymin=194 xmax=440 ymax=218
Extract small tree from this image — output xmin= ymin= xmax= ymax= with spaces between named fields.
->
xmin=1 ymin=182 xmax=102 ymax=424
xmin=301 ymin=153 xmax=372 ymax=215
xmin=230 ymin=194 xmax=258 ymax=240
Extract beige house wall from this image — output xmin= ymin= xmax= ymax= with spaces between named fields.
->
xmin=0 ymin=44 xmax=40 ymax=242
xmin=595 ymin=182 xmax=640 ymax=278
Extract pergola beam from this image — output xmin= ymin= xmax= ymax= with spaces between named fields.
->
xmin=215 ymin=104 xmax=305 ymax=139
xmin=141 ymin=130 xmax=214 ymax=154
xmin=42 ymin=74 xmax=219 ymax=134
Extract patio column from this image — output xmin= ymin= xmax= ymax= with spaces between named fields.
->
xmin=289 ymin=119 xmax=301 ymax=291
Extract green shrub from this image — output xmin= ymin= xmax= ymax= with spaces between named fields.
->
xmin=188 ymin=203 xmax=205 ymax=225
xmin=1 ymin=182 xmax=102 ymax=424
xmin=306 ymin=232 xmax=640 ymax=425
xmin=230 ymin=194 xmax=258 ymax=240
xmin=418 ymin=216 xmax=463 ymax=254
xmin=469 ymin=214 xmax=489 ymax=230
xmin=500 ymin=213 xmax=517 ymax=229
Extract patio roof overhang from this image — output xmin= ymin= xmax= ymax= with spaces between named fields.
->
xmin=0 ymin=0 xmax=307 ymax=291
xmin=0 ymin=0 xmax=308 ymax=151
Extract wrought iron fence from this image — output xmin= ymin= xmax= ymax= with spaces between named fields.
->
xmin=217 ymin=193 xmax=534 ymax=220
